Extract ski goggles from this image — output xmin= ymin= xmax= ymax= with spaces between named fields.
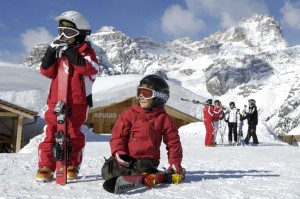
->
xmin=58 ymin=27 xmax=79 ymax=39
xmin=137 ymin=86 xmax=168 ymax=101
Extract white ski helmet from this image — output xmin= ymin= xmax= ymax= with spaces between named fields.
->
xmin=55 ymin=11 xmax=91 ymax=35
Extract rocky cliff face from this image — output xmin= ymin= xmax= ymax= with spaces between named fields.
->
xmin=201 ymin=14 xmax=287 ymax=95
xmin=271 ymin=74 xmax=300 ymax=135
xmin=23 ymin=14 xmax=300 ymax=135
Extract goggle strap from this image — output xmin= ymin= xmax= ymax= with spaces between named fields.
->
xmin=79 ymin=29 xmax=91 ymax=36
xmin=153 ymin=91 xmax=169 ymax=102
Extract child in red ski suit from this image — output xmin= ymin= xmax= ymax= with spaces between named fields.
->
xmin=101 ymin=75 xmax=183 ymax=181
xmin=36 ymin=11 xmax=99 ymax=182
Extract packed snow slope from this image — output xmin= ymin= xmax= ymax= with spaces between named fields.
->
xmin=1 ymin=123 xmax=300 ymax=199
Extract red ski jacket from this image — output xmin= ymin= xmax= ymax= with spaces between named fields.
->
xmin=110 ymin=104 xmax=183 ymax=165
xmin=213 ymin=106 xmax=224 ymax=121
xmin=203 ymin=105 xmax=214 ymax=123
xmin=40 ymin=42 xmax=99 ymax=105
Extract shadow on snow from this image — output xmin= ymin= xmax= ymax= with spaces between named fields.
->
xmin=185 ymin=170 xmax=280 ymax=182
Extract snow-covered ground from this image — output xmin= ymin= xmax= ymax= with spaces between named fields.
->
xmin=1 ymin=123 xmax=300 ymax=199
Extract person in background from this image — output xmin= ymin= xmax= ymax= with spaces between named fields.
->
xmin=203 ymin=99 xmax=215 ymax=147
xmin=225 ymin=102 xmax=238 ymax=145
xmin=36 ymin=11 xmax=100 ymax=182
xmin=213 ymin=100 xmax=224 ymax=145
xmin=101 ymin=75 xmax=184 ymax=182
xmin=241 ymin=99 xmax=259 ymax=145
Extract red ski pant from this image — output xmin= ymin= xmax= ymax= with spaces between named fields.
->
xmin=38 ymin=103 xmax=88 ymax=171
xmin=204 ymin=121 xmax=214 ymax=146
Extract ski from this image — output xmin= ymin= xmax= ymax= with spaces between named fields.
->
xmin=219 ymin=120 xmax=227 ymax=145
xmin=181 ymin=98 xmax=205 ymax=105
xmin=237 ymin=119 xmax=245 ymax=146
xmin=236 ymin=106 xmax=246 ymax=146
xmin=52 ymin=56 xmax=71 ymax=185
xmin=103 ymin=170 xmax=185 ymax=194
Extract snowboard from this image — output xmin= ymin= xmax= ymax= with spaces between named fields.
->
xmin=52 ymin=56 xmax=71 ymax=185
xmin=103 ymin=170 xmax=185 ymax=194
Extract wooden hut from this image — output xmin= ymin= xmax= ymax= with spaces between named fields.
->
xmin=0 ymin=99 xmax=38 ymax=153
xmin=85 ymin=97 xmax=200 ymax=134
xmin=278 ymin=134 xmax=300 ymax=146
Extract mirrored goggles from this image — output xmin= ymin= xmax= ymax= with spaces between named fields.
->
xmin=137 ymin=87 xmax=168 ymax=101
xmin=58 ymin=27 xmax=79 ymax=39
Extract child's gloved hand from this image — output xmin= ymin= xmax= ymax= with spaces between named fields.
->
xmin=50 ymin=38 xmax=68 ymax=50
xmin=115 ymin=151 xmax=132 ymax=168
xmin=168 ymin=163 xmax=183 ymax=175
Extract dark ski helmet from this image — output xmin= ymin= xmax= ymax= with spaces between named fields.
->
xmin=248 ymin=99 xmax=256 ymax=106
xmin=214 ymin=99 xmax=221 ymax=105
xmin=229 ymin=101 xmax=235 ymax=106
xmin=206 ymin=99 xmax=213 ymax=105
xmin=138 ymin=75 xmax=169 ymax=108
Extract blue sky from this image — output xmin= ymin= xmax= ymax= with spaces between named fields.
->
xmin=1 ymin=0 xmax=300 ymax=63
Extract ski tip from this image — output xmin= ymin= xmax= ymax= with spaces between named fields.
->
xmin=103 ymin=177 xmax=118 ymax=193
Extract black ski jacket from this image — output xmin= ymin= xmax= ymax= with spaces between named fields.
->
xmin=241 ymin=105 xmax=258 ymax=126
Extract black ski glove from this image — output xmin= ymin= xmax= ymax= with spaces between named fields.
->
xmin=115 ymin=152 xmax=134 ymax=168
xmin=64 ymin=48 xmax=85 ymax=66
xmin=41 ymin=46 xmax=56 ymax=70
xmin=168 ymin=163 xmax=184 ymax=175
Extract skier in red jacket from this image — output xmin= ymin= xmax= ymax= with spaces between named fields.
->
xmin=101 ymin=75 xmax=184 ymax=181
xmin=213 ymin=100 xmax=224 ymax=145
xmin=36 ymin=11 xmax=99 ymax=182
xmin=203 ymin=99 xmax=215 ymax=146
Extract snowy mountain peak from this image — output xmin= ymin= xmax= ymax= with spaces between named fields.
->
xmin=203 ymin=14 xmax=287 ymax=50
xmin=237 ymin=14 xmax=287 ymax=48
xmin=96 ymin=26 xmax=117 ymax=33
xmin=24 ymin=14 xmax=288 ymax=75
xmin=23 ymin=42 xmax=49 ymax=68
